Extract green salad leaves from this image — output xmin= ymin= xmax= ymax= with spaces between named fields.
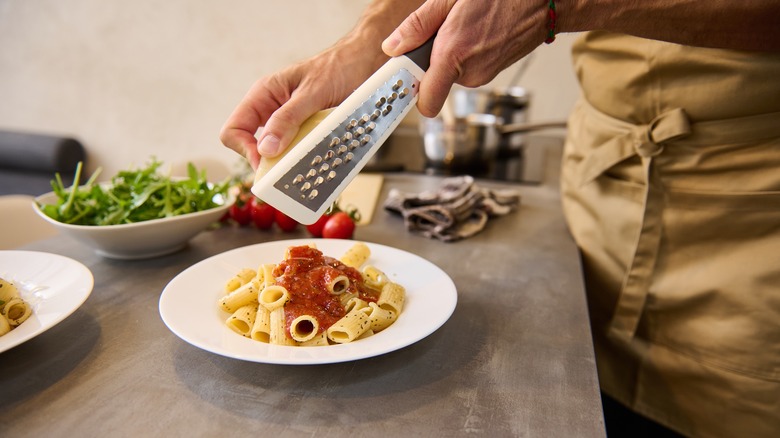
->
xmin=39 ymin=159 xmax=231 ymax=226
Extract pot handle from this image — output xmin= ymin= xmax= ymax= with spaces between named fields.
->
xmin=498 ymin=121 xmax=567 ymax=135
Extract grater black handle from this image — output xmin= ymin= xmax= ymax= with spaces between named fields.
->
xmin=404 ymin=35 xmax=436 ymax=72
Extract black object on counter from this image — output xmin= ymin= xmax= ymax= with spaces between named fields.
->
xmin=0 ymin=130 xmax=86 ymax=196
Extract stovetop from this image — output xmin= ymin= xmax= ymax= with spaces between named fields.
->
xmin=364 ymin=127 xmax=562 ymax=184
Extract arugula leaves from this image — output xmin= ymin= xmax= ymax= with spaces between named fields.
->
xmin=39 ymin=159 xmax=231 ymax=226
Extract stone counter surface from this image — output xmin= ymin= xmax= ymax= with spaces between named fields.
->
xmin=1 ymin=173 xmax=604 ymax=437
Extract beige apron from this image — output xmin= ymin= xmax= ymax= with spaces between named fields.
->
xmin=561 ymin=31 xmax=780 ymax=437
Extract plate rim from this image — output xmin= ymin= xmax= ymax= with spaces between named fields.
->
xmin=0 ymin=250 xmax=94 ymax=353
xmin=159 ymin=238 xmax=457 ymax=365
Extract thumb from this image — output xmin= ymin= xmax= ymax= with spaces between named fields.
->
xmin=256 ymin=95 xmax=322 ymax=158
xmin=381 ymin=0 xmax=451 ymax=56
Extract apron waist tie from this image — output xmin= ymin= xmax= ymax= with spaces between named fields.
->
xmin=577 ymin=104 xmax=693 ymax=341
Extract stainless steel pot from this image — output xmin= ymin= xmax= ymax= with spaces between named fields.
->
xmin=420 ymin=113 xmax=566 ymax=177
xmin=488 ymin=86 xmax=531 ymax=154
xmin=421 ymin=113 xmax=500 ymax=174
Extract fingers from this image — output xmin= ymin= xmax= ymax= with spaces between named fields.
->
xmin=219 ymin=67 xmax=323 ymax=169
xmin=381 ymin=0 xmax=461 ymax=117
xmin=416 ymin=59 xmax=460 ymax=117
xmin=219 ymin=94 xmax=266 ymax=170
xmin=220 ymin=75 xmax=290 ymax=169
xmin=256 ymin=92 xmax=323 ymax=158
xmin=381 ymin=0 xmax=452 ymax=57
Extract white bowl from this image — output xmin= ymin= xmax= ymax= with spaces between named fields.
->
xmin=32 ymin=189 xmax=233 ymax=260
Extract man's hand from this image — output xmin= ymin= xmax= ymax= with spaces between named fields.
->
xmin=219 ymin=45 xmax=374 ymax=169
xmin=219 ymin=0 xmax=423 ymax=169
xmin=381 ymin=0 xmax=550 ymax=117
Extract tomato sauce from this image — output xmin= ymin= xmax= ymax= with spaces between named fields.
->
xmin=273 ymin=245 xmax=380 ymax=338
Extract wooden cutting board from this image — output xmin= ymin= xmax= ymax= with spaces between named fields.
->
xmin=338 ymin=173 xmax=384 ymax=225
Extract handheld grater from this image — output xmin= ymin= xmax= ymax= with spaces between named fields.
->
xmin=251 ymin=37 xmax=434 ymax=225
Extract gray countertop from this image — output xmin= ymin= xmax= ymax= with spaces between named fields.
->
xmin=1 ymin=172 xmax=604 ymax=437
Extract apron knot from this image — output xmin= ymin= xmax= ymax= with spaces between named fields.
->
xmin=634 ymin=138 xmax=664 ymax=158
xmin=648 ymin=108 xmax=692 ymax=143
xmin=634 ymin=108 xmax=692 ymax=158
xmin=578 ymin=107 xmax=691 ymax=186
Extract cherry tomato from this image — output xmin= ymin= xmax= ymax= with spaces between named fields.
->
xmin=250 ymin=198 xmax=276 ymax=230
xmin=229 ymin=201 xmax=252 ymax=226
xmin=321 ymin=212 xmax=356 ymax=239
xmin=306 ymin=214 xmax=331 ymax=237
xmin=274 ymin=210 xmax=299 ymax=232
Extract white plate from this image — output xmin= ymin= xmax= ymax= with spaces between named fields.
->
xmin=0 ymin=251 xmax=94 ymax=354
xmin=159 ymin=239 xmax=457 ymax=364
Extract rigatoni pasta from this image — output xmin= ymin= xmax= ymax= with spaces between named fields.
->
xmin=377 ymin=282 xmax=405 ymax=314
xmin=0 ymin=277 xmax=32 ymax=336
xmin=361 ymin=265 xmax=389 ymax=289
xmin=326 ymin=306 xmax=372 ymax=344
xmin=216 ymin=242 xmax=405 ymax=346
xmin=218 ymin=279 xmax=260 ymax=313
xmin=340 ymin=242 xmax=370 ymax=268
xmin=289 ymin=315 xmax=319 ymax=342
xmin=269 ymin=307 xmax=295 ymax=346
xmin=258 ymin=285 xmax=289 ymax=311
xmin=250 ymin=305 xmax=271 ymax=342
xmin=224 ymin=268 xmax=257 ymax=293
xmin=364 ymin=302 xmax=397 ymax=332
xmin=226 ymin=304 xmax=257 ymax=337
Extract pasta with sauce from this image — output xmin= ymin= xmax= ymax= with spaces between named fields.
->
xmin=0 ymin=277 xmax=32 ymax=336
xmin=216 ymin=242 xmax=405 ymax=346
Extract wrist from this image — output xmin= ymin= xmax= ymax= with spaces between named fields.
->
xmin=341 ymin=24 xmax=391 ymax=71
xmin=343 ymin=0 xmax=424 ymax=69
xmin=554 ymin=0 xmax=593 ymax=34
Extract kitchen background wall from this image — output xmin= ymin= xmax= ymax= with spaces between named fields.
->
xmin=0 ymin=0 xmax=580 ymax=181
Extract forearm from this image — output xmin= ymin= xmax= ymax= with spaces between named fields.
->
xmin=338 ymin=0 xmax=426 ymax=72
xmin=559 ymin=0 xmax=780 ymax=51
